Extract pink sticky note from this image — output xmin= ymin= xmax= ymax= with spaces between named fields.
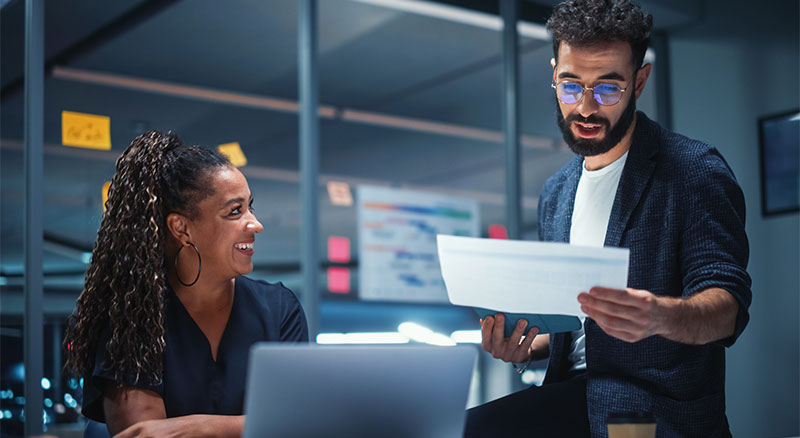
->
xmin=327 ymin=267 xmax=350 ymax=294
xmin=328 ymin=236 xmax=351 ymax=263
xmin=488 ymin=224 xmax=508 ymax=239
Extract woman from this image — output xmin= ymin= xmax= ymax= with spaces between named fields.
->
xmin=64 ymin=131 xmax=308 ymax=437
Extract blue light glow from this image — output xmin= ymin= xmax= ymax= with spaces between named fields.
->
xmin=41 ymin=377 xmax=51 ymax=390
xmin=11 ymin=363 xmax=24 ymax=382
xmin=44 ymin=398 xmax=53 ymax=408
xmin=64 ymin=393 xmax=77 ymax=408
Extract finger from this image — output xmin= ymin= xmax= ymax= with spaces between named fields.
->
xmin=480 ymin=316 xmax=494 ymax=353
xmin=589 ymin=287 xmax=648 ymax=306
xmin=113 ymin=426 xmax=134 ymax=438
xmin=491 ymin=314 xmax=506 ymax=357
xmin=518 ymin=326 xmax=538 ymax=360
xmin=588 ymin=287 xmax=630 ymax=302
xmin=580 ymin=294 xmax=641 ymax=321
xmin=501 ymin=319 xmax=528 ymax=360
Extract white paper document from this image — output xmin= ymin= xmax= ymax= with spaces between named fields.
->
xmin=436 ymin=235 xmax=630 ymax=316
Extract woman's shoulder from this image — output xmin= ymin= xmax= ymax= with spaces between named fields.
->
xmin=235 ymin=276 xmax=302 ymax=310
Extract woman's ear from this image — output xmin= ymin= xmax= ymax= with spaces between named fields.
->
xmin=166 ymin=212 xmax=191 ymax=244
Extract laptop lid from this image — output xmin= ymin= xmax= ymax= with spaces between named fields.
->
xmin=242 ymin=344 xmax=477 ymax=438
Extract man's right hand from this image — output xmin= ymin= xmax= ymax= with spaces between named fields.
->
xmin=480 ymin=313 xmax=540 ymax=363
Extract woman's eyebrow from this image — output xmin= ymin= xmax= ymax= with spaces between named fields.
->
xmin=223 ymin=197 xmax=246 ymax=207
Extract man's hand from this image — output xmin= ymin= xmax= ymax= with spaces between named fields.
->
xmin=579 ymin=286 xmax=738 ymax=345
xmin=480 ymin=313 xmax=540 ymax=363
xmin=577 ymin=286 xmax=664 ymax=343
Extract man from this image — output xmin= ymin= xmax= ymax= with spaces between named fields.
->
xmin=465 ymin=0 xmax=751 ymax=437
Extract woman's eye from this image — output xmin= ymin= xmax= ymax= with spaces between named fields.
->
xmin=230 ymin=206 xmax=242 ymax=215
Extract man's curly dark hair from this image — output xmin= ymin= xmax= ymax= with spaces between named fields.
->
xmin=547 ymin=0 xmax=653 ymax=69
xmin=63 ymin=131 xmax=230 ymax=387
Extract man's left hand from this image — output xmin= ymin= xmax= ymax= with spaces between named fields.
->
xmin=577 ymin=287 xmax=665 ymax=343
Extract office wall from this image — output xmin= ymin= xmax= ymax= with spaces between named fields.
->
xmin=668 ymin=0 xmax=800 ymax=436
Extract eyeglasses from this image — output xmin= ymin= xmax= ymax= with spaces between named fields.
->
xmin=551 ymin=80 xmax=630 ymax=106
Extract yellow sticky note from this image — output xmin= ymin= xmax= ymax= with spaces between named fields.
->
xmin=217 ymin=142 xmax=247 ymax=167
xmin=62 ymin=111 xmax=111 ymax=150
xmin=102 ymin=181 xmax=111 ymax=211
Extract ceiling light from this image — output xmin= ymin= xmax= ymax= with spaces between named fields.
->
xmin=316 ymin=332 xmax=410 ymax=344
xmin=398 ymin=322 xmax=456 ymax=346
xmin=450 ymin=329 xmax=481 ymax=344
xmin=349 ymin=0 xmax=550 ymax=41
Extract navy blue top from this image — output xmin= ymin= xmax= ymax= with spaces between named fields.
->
xmin=82 ymin=276 xmax=308 ymax=422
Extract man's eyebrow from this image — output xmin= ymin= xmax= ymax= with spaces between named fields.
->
xmin=556 ymin=72 xmax=627 ymax=82
xmin=597 ymin=72 xmax=627 ymax=82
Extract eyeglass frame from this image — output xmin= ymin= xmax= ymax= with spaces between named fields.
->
xmin=551 ymin=79 xmax=633 ymax=106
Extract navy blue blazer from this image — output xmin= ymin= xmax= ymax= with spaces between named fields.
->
xmin=538 ymin=112 xmax=751 ymax=437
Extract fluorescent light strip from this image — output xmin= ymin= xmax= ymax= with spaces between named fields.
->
xmin=450 ymin=329 xmax=481 ymax=344
xmin=316 ymin=332 xmax=410 ymax=344
xmin=398 ymin=322 xmax=456 ymax=346
xmin=349 ymin=0 xmax=550 ymax=41
xmin=52 ymin=66 xmax=336 ymax=117
xmin=340 ymin=109 xmax=503 ymax=143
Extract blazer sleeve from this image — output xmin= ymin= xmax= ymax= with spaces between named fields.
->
xmin=679 ymin=147 xmax=752 ymax=347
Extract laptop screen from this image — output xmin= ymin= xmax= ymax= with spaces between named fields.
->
xmin=243 ymin=344 xmax=476 ymax=438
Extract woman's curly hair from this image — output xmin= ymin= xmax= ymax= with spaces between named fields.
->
xmin=63 ymin=130 xmax=230 ymax=386
xmin=547 ymin=0 xmax=653 ymax=69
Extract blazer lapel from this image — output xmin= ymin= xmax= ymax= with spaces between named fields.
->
xmin=554 ymin=157 xmax=583 ymax=243
xmin=604 ymin=112 xmax=659 ymax=247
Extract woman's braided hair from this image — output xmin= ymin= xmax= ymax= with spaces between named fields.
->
xmin=64 ymin=131 xmax=230 ymax=385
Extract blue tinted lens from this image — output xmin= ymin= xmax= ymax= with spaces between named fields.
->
xmin=593 ymin=83 xmax=622 ymax=105
xmin=560 ymin=82 xmax=583 ymax=93
xmin=593 ymin=83 xmax=621 ymax=94
xmin=557 ymin=82 xmax=582 ymax=104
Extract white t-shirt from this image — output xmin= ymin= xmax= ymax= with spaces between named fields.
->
xmin=567 ymin=151 xmax=628 ymax=371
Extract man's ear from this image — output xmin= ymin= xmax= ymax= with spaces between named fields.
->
xmin=550 ymin=57 xmax=556 ymax=69
xmin=166 ymin=212 xmax=191 ymax=244
xmin=634 ymin=63 xmax=652 ymax=99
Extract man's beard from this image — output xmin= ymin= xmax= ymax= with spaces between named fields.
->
xmin=556 ymin=95 xmax=637 ymax=157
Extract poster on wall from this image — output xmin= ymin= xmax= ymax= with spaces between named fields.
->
xmin=357 ymin=185 xmax=480 ymax=304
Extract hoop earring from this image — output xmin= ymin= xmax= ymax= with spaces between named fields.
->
xmin=174 ymin=242 xmax=201 ymax=287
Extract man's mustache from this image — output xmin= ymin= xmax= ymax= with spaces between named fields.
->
xmin=565 ymin=113 xmax=610 ymax=127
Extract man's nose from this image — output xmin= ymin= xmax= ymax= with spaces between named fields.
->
xmin=576 ymin=91 xmax=599 ymax=118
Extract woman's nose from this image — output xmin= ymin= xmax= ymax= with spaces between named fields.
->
xmin=247 ymin=217 xmax=264 ymax=233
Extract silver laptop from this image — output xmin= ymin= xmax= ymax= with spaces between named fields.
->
xmin=242 ymin=344 xmax=477 ymax=438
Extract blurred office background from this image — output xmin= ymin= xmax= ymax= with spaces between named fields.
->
xmin=0 ymin=0 xmax=797 ymax=436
